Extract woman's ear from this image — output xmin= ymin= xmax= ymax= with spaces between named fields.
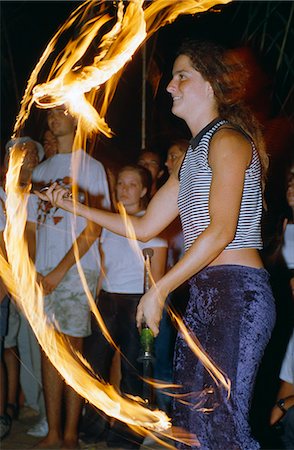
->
xmin=207 ymin=82 xmax=214 ymax=98
xmin=140 ymin=187 xmax=147 ymax=198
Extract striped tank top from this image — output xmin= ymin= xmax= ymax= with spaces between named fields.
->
xmin=178 ymin=118 xmax=263 ymax=252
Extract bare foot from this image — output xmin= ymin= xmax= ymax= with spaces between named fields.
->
xmin=61 ymin=438 xmax=80 ymax=449
xmin=33 ymin=435 xmax=62 ymax=449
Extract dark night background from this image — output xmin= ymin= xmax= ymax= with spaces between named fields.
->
xmin=1 ymin=0 xmax=293 ymax=244
xmin=1 ymin=2 xmax=294 ymax=448
xmin=1 ymin=2 xmax=293 ymax=165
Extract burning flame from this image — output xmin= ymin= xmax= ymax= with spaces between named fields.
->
xmin=2 ymin=0 xmax=232 ymax=445
xmin=13 ymin=0 xmax=231 ymax=141
xmin=2 ymin=149 xmax=172 ymax=435
xmin=117 ymin=200 xmax=231 ymax=395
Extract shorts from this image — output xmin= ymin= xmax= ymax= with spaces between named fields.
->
xmin=44 ymin=266 xmax=98 ymax=337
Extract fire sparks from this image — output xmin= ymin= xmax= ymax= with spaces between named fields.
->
xmin=2 ymin=0 xmax=232 ymax=444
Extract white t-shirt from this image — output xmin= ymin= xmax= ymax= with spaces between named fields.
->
xmin=101 ymin=211 xmax=167 ymax=294
xmin=280 ymin=331 xmax=294 ymax=384
xmin=27 ymin=150 xmax=110 ymax=274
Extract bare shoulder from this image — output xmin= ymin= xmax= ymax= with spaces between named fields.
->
xmin=209 ymin=126 xmax=252 ymax=168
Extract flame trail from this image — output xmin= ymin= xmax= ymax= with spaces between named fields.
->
xmin=116 ymin=201 xmax=231 ymax=397
xmin=13 ymin=0 xmax=231 ymax=140
xmin=2 ymin=0 xmax=232 ymax=444
xmin=2 ymin=149 xmax=172 ymax=434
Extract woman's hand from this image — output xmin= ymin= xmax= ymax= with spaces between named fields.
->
xmin=136 ymin=285 xmax=167 ymax=336
xmin=34 ymin=182 xmax=75 ymax=213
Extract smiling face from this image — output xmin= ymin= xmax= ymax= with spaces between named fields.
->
xmin=166 ymin=54 xmax=218 ymax=135
xmin=116 ymin=168 xmax=147 ymax=214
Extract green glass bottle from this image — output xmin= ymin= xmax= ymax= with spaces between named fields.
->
xmin=140 ymin=325 xmax=154 ymax=355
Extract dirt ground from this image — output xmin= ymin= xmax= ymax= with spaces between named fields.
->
xmin=1 ymin=407 xmax=172 ymax=450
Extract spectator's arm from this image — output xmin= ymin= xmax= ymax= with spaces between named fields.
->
xmin=150 ymin=246 xmax=167 ymax=283
xmin=95 ymin=240 xmax=105 ymax=298
xmin=25 ymin=220 xmax=37 ymax=262
xmin=41 ymin=221 xmax=101 ymax=295
xmin=270 ymin=380 xmax=294 ymax=425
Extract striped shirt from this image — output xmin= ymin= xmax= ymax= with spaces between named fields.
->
xmin=178 ymin=118 xmax=263 ymax=252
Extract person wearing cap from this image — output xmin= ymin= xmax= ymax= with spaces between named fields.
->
xmin=0 ymin=193 xmax=11 ymax=440
xmin=1 ymin=137 xmax=45 ymax=432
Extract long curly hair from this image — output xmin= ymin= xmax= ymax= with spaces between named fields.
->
xmin=176 ymin=40 xmax=269 ymax=190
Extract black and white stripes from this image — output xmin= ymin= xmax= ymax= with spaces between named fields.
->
xmin=178 ymin=119 xmax=263 ymax=252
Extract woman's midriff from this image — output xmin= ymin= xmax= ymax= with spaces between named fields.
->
xmin=208 ymin=247 xmax=264 ymax=269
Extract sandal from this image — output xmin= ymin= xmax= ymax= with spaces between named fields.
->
xmin=0 ymin=414 xmax=11 ymax=440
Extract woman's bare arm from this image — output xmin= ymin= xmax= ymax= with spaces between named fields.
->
xmin=136 ymin=131 xmax=253 ymax=334
xmin=35 ymin=174 xmax=180 ymax=242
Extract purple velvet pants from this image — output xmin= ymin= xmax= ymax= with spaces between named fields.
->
xmin=173 ymin=265 xmax=276 ymax=450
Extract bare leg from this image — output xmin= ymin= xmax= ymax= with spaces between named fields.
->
xmin=36 ymin=350 xmax=63 ymax=448
xmin=3 ymin=346 xmax=20 ymax=419
xmin=62 ymin=336 xmax=83 ymax=449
